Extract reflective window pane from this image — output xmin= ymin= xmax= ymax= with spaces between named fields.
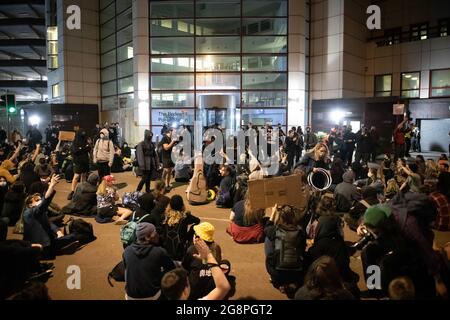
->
xmin=151 ymin=19 xmax=195 ymax=36
xmin=431 ymin=69 xmax=450 ymax=88
xmin=243 ymin=36 xmax=287 ymax=53
xmin=116 ymin=0 xmax=132 ymax=14
xmin=100 ymin=3 xmax=115 ymax=24
xmin=151 ymin=74 xmax=194 ymax=90
xmin=196 ymin=37 xmax=240 ymax=53
xmin=151 ymin=37 xmax=194 ymax=54
xmin=101 ymin=65 xmax=116 ymax=83
xmin=151 ymin=109 xmax=195 ymax=126
xmin=196 ymin=1 xmax=240 ymax=17
xmin=117 ymin=44 xmax=134 ymax=62
xmin=151 ymin=92 xmax=195 ymax=108
xmin=243 ymin=0 xmax=288 ymax=17
xmin=150 ymin=1 xmax=194 ymax=18
xmin=102 ymin=81 xmax=117 ymax=96
xmin=102 ymin=96 xmax=118 ymax=111
xmin=196 ymin=92 xmax=240 ymax=109
xmin=196 ymin=19 xmax=241 ymax=36
xmin=117 ymin=8 xmax=132 ymax=30
xmin=242 ymin=73 xmax=287 ymax=89
xmin=242 ymin=109 xmax=286 ymax=126
xmin=196 ymin=55 xmax=240 ymax=71
xmin=242 ymin=56 xmax=287 ymax=71
xmin=118 ymin=76 xmax=134 ymax=94
xmin=101 ymin=19 xmax=115 ymax=39
xmin=243 ymin=18 xmax=287 ymax=35
xmin=101 ymin=34 xmax=115 ymax=54
xmin=375 ymin=74 xmax=392 ymax=96
xmin=196 ymin=73 xmax=240 ymax=90
xmin=117 ymin=59 xmax=133 ymax=78
xmin=100 ymin=0 xmax=114 ymax=11
xmin=151 ymin=57 xmax=194 ymax=72
xmin=117 ymin=26 xmax=132 ymax=47
xmin=401 ymin=72 xmax=420 ymax=90
xmin=118 ymin=93 xmax=134 ymax=109
xmin=242 ymin=91 xmax=287 ymax=108
xmin=431 ymin=88 xmax=450 ymax=97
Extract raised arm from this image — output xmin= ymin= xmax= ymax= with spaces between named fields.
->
xmin=31 ymin=144 xmax=41 ymax=163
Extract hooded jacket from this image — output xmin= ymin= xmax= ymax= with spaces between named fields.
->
xmin=93 ymin=129 xmax=114 ymax=165
xmin=136 ymin=130 xmax=158 ymax=172
xmin=61 ymin=175 xmax=99 ymax=216
xmin=122 ymin=243 xmax=175 ymax=298
xmin=334 ymin=171 xmax=361 ymax=203
xmin=1 ymin=186 xmax=26 ymax=225
xmin=0 ymin=160 xmax=16 ymax=184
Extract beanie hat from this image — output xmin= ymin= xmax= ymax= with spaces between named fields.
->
xmin=136 ymin=222 xmax=157 ymax=243
xmin=87 ymin=172 xmax=100 ymax=185
xmin=170 ymin=195 xmax=184 ymax=211
xmin=364 ymin=205 xmax=392 ymax=227
xmin=342 ymin=170 xmax=355 ymax=183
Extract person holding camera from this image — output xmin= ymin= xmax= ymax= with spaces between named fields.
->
xmin=160 ymin=129 xmax=177 ymax=193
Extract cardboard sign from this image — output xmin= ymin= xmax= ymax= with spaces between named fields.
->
xmin=247 ymin=174 xmax=309 ymax=211
xmin=58 ymin=131 xmax=75 ymax=141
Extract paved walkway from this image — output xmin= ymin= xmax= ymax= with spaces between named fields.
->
xmin=6 ymin=171 xmax=450 ymax=299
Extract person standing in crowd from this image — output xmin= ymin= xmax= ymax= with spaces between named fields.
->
xmin=370 ymin=126 xmax=379 ymax=162
xmin=285 ymin=129 xmax=298 ymax=171
xmin=93 ymin=128 xmax=114 ymax=179
xmin=92 ymin=123 xmax=101 ymax=142
xmin=160 ymin=128 xmax=177 ymax=193
xmin=393 ymin=118 xmax=407 ymax=161
xmin=295 ymin=126 xmax=304 ymax=164
xmin=122 ymin=222 xmax=175 ymax=300
xmin=404 ymin=122 xmax=413 ymax=157
xmin=10 ymin=129 xmax=22 ymax=145
xmin=136 ymin=130 xmax=159 ymax=193
xmin=355 ymin=126 xmax=371 ymax=164
xmin=304 ymin=126 xmax=318 ymax=151
xmin=412 ymin=125 xmax=421 ymax=152
xmin=68 ymin=130 xmax=91 ymax=200
xmin=342 ymin=125 xmax=356 ymax=167
xmin=26 ymin=125 xmax=42 ymax=150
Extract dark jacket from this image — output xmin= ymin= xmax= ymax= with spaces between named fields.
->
xmin=295 ymin=152 xmax=329 ymax=176
xmin=136 ymin=130 xmax=159 ymax=172
xmin=307 ymin=216 xmax=359 ymax=283
xmin=334 ymin=171 xmax=361 ymax=203
xmin=122 ymin=243 xmax=175 ymax=298
xmin=1 ymin=190 xmax=26 ymax=226
xmin=19 ymin=162 xmax=40 ymax=194
xmin=72 ymin=132 xmax=91 ymax=166
xmin=23 ymin=191 xmax=59 ymax=248
xmin=61 ymin=181 xmax=97 ymax=216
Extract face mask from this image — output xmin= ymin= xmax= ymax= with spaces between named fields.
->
xmin=0 ymin=181 xmax=7 ymax=187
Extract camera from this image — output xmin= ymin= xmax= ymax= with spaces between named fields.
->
xmin=352 ymin=226 xmax=376 ymax=250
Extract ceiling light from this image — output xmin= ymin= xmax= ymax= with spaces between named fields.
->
xmin=404 ymin=74 xmax=412 ymax=78
xmin=411 ymin=77 xmax=418 ymax=81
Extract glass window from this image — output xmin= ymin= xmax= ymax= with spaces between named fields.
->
xmin=241 ymin=108 xmax=286 ymax=126
xmin=242 ymin=55 xmax=287 ymax=71
xmin=117 ymin=44 xmax=134 ymax=62
xmin=243 ymin=18 xmax=287 ymax=35
xmin=101 ymin=19 xmax=115 ymax=39
xmin=401 ymin=72 xmax=420 ymax=98
xmin=100 ymin=3 xmax=115 ymax=24
xmin=243 ymin=36 xmax=287 ymax=53
xmin=100 ymin=0 xmax=114 ymax=10
xmin=48 ymin=55 xmax=58 ymax=69
xmin=48 ymin=41 xmax=58 ymax=55
xmin=152 ymin=92 xmax=195 ymax=108
xmin=410 ymin=23 xmax=428 ymax=41
xmin=117 ymin=8 xmax=132 ymax=30
xmin=242 ymin=73 xmax=287 ymax=89
xmin=118 ymin=93 xmax=134 ymax=109
xmin=196 ymin=37 xmax=240 ymax=53
xmin=243 ymin=0 xmax=288 ymax=17
xmin=117 ymin=26 xmax=132 ymax=47
xmin=151 ymin=37 xmax=194 ymax=54
xmin=116 ymin=0 xmax=132 ymax=14
xmin=150 ymin=1 xmax=194 ymax=18
xmin=151 ymin=74 xmax=194 ymax=90
xmin=383 ymin=28 xmax=402 ymax=46
xmin=101 ymin=65 xmax=117 ymax=83
xmin=101 ymin=34 xmax=115 ymax=54
xmin=102 ymin=81 xmax=117 ymax=96
xmin=374 ymin=74 xmax=392 ymax=97
xmin=118 ymin=76 xmax=134 ymax=94
xmin=242 ymin=91 xmax=287 ymax=108
xmin=101 ymin=50 xmax=116 ymax=68
xmin=151 ymin=109 xmax=195 ymax=126
xmin=439 ymin=18 xmax=449 ymax=37
xmin=151 ymin=19 xmax=195 ymax=36
xmin=195 ymin=19 xmax=241 ymax=36
xmin=196 ymin=73 xmax=240 ymax=90
xmin=52 ymin=83 xmax=60 ymax=98
xmin=102 ymin=96 xmax=118 ymax=111
xmin=151 ymin=56 xmax=194 ymax=72
xmin=430 ymin=69 xmax=450 ymax=97
xmin=196 ymin=55 xmax=240 ymax=71
xmin=117 ymin=59 xmax=133 ymax=78
xmin=196 ymin=1 xmax=240 ymax=17
xmin=47 ymin=26 xmax=58 ymax=41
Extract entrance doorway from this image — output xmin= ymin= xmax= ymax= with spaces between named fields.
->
xmin=206 ymin=108 xmax=226 ymax=128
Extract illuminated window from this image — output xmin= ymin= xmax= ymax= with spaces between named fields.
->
xmin=410 ymin=23 xmax=428 ymax=41
xmin=52 ymin=83 xmax=60 ymax=98
xmin=430 ymin=69 xmax=450 ymax=97
xmin=47 ymin=26 xmax=58 ymax=70
xmin=401 ymin=72 xmax=420 ymax=98
xmin=374 ymin=75 xmax=392 ymax=97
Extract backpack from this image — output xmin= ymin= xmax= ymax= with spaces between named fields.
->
xmin=335 ymin=193 xmax=352 ymax=212
xmin=122 ymin=191 xmax=143 ymax=211
xmin=107 ymin=261 xmax=125 ymax=287
xmin=120 ymin=212 xmax=149 ymax=246
xmin=163 ymin=221 xmax=186 ymax=261
xmin=64 ymin=217 xmax=96 ymax=244
xmin=274 ymin=226 xmax=304 ymax=271
xmin=186 ymin=170 xmax=208 ymax=205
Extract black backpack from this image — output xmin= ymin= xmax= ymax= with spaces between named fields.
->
xmin=274 ymin=226 xmax=304 ymax=271
xmin=64 ymin=218 xmax=96 ymax=245
xmin=163 ymin=221 xmax=186 ymax=261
